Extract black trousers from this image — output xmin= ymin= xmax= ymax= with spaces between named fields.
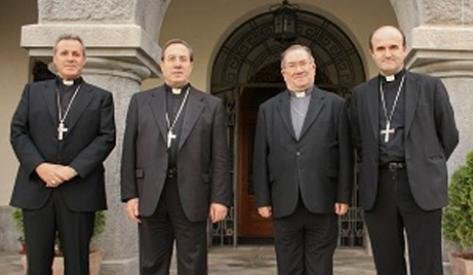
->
xmin=273 ymin=202 xmax=338 ymax=275
xmin=139 ymin=176 xmax=207 ymax=275
xmin=23 ymin=189 xmax=95 ymax=275
xmin=365 ymin=167 xmax=443 ymax=275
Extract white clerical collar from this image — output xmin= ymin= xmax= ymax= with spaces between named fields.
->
xmin=381 ymin=68 xmax=406 ymax=83
xmin=290 ymin=86 xmax=313 ymax=98
xmin=63 ymin=79 xmax=74 ymax=86
xmin=385 ymin=75 xmax=395 ymax=82
xmin=166 ymin=83 xmax=190 ymax=95
xmin=57 ymin=76 xmax=82 ymax=87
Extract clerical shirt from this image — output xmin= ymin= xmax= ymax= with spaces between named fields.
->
xmin=290 ymin=88 xmax=312 ymax=140
xmin=378 ymin=69 xmax=406 ymax=164
xmin=56 ymin=76 xmax=83 ymax=114
xmin=165 ymin=84 xmax=189 ymax=168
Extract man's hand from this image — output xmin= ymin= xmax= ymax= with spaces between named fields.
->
xmin=55 ymin=166 xmax=78 ymax=182
xmin=37 ymin=163 xmax=78 ymax=188
xmin=209 ymin=203 xmax=228 ymax=224
xmin=334 ymin=203 xmax=349 ymax=216
xmin=257 ymin=206 xmax=272 ymax=218
xmin=125 ymin=198 xmax=141 ymax=223
xmin=36 ymin=163 xmax=64 ymax=188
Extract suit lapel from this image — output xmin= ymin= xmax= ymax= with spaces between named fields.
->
xmin=41 ymin=80 xmax=58 ymax=126
xmin=179 ymin=87 xmax=204 ymax=150
xmin=404 ymin=72 xmax=419 ymax=136
xmin=148 ymin=86 xmax=168 ymax=142
xmin=366 ymin=78 xmax=379 ymax=139
xmin=276 ymin=91 xmax=297 ymax=140
xmin=299 ymin=87 xmax=324 ymax=140
xmin=66 ymin=83 xmax=95 ymax=131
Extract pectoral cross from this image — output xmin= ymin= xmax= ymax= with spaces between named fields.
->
xmin=380 ymin=121 xmax=395 ymax=143
xmin=57 ymin=122 xmax=68 ymax=141
xmin=167 ymin=130 xmax=177 ymax=148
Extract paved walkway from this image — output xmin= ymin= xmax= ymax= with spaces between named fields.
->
xmin=0 ymin=246 xmax=376 ymax=275
xmin=206 ymin=246 xmax=376 ymax=275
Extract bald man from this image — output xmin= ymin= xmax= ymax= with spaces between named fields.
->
xmin=349 ymin=26 xmax=458 ymax=275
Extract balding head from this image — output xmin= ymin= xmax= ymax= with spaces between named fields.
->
xmin=369 ymin=25 xmax=406 ymax=51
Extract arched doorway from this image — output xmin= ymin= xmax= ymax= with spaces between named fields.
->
xmin=211 ymin=9 xmax=365 ymax=246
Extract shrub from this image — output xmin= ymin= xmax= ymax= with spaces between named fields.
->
xmin=443 ymin=151 xmax=473 ymax=251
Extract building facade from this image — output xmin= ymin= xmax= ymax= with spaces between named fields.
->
xmin=0 ymin=0 xmax=472 ymax=274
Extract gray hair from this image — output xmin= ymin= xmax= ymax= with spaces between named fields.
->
xmin=53 ymin=34 xmax=86 ymax=56
xmin=280 ymin=44 xmax=315 ymax=68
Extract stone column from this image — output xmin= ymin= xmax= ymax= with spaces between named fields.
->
xmin=406 ymin=25 xmax=473 ymax=274
xmin=20 ymin=0 xmax=170 ymax=273
xmin=406 ymin=25 xmax=473 ymax=174
xmin=82 ymin=58 xmax=149 ymax=275
xmin=392 ymin=1 xmax=473 ymax=168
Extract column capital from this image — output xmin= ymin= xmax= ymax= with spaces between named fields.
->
xmin=406 ymin=25 xmax=473 ymax=77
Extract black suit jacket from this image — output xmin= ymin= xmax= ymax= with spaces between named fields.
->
xmin=350 ymin=71 xmax=459 ymax=211
xmin=10 ymin=79 xmax=116 ymax=212
xmin=120 ymin=85 xmax=232 ymax=222
xmin=253 ymin=87 xmax=353 ymax=218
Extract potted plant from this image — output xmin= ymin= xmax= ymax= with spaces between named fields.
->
xmin=12 ymin=209 xmax=106 ymax=275
xmin=442 ymin=151 xmax=473 ymax=275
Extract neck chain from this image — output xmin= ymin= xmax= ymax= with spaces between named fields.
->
xmin=379 ymin=75 xmax=405 ymax=143
xmin=165 ymin=87 xmax=190 ymax=148
xmin=56 ymin=85 xmax=81 ymax=140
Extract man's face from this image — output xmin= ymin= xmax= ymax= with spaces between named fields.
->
xmin=53 ymin=39 xmax=86 ymax=80
xmin=160 ymin=43 xmax=193 ymax=88
xmin=370 ymin=27 xmax=407 ymax=76
xmin=281 ymin=49 xmax=316 ymax=92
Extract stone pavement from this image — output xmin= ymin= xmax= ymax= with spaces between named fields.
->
xmin=0 ymin=246 xmax=376 ymax=275
xmin=205 ymin=246 xmax=376 ymax=275
xmin=0 ymin=246 xmax=454 ymax=275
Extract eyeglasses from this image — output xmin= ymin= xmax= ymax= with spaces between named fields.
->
xmin=283 ymin=60 xmax=313 ymax=71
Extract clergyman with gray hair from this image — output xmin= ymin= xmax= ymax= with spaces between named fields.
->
xmin=10 ymin=34 xmax=116 ymax=274
xmin=252 ymin=44 xmax=353 ymax=275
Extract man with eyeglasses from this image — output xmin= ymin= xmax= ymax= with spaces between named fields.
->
xmin=252 ymin=44 xmax=353 ymax=275
xmin=121 ymin=39 xmax=232 ymax=274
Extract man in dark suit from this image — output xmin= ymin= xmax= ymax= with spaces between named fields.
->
xmin=10 ymin=34 xmax=116 ymax=275
xmin=350 ymin=25 xmax=459 ymax=275
xmin=120 ymin=39 xmax=232 ymax=275
xmin=252 ymin=44 xmax=353 ymax=275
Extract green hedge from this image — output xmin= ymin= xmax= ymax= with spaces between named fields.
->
xmin=443 ymin=151 xmax=473 ymax=250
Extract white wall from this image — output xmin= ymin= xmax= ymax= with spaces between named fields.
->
xmin=0 ymin=0 xmax=37 ymax=205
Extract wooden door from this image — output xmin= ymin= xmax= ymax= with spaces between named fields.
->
xmin=237 ymin=87 xmax=280 ymax=238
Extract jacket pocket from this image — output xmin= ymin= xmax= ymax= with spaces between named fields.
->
xmin=135 ymin=169 xmax=144 ymax=179
xmin=202 ymin=174 xmax=209 ymax=184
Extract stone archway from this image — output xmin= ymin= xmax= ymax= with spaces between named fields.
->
xmin=210 ymin=10 xmax=366 ymax=247
xmin=211 ymin=10 xmax=365 ymax=96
